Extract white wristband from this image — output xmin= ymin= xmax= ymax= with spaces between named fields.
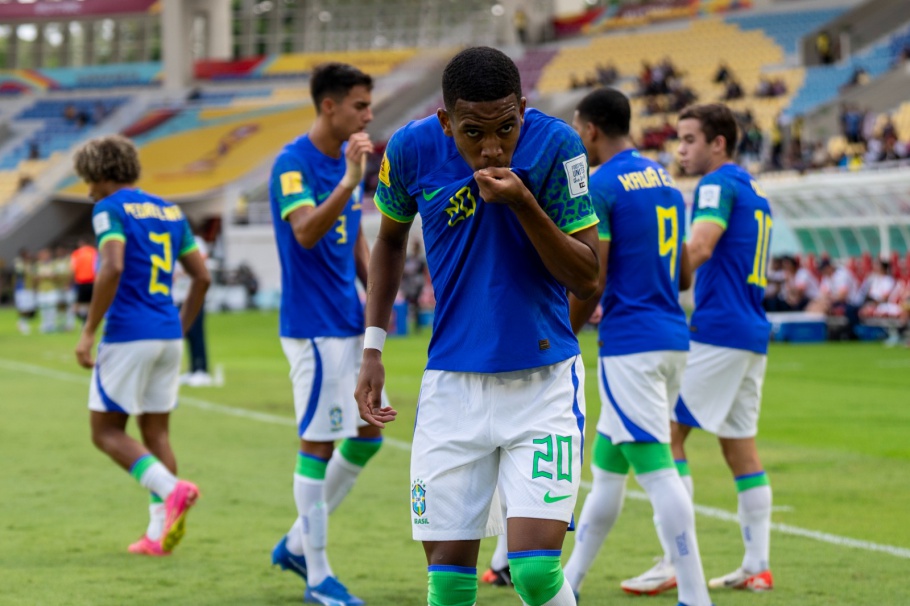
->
xmin=363 ymin=326 xmax=387 ymax=352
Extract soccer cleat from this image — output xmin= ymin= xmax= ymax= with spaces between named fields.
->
xmin=304 ymin=576 xmax=365 ymax=605
xmin=161 ymin=480 xmax=199 ymax=553
xmin=708 ymin=567 xmax=773 ymax=591
xmin=127 ymin=535 xmax=169 ymax=556
xmin=272 ymin=535 xmax=308 ymax=581
xmin=480 ymin=566 xmax=512 ymax=587
xmin=621 ymin=557 xmax=677 ymax=596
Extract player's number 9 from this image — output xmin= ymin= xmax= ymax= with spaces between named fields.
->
xmin=149 ymin=231 xmax=173 ymax=296
xmin=657 ymin=206 xmax=679 ymax=280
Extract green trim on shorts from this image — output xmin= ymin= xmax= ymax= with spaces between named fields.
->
xmin=736 ymin=471 xmax=770 ymax=493
xmin=150 ymin=492 xmax=164 ymax=504
xmin=675 ymin=459 xmax=691 ymax=477
xmin=619 ymin=442 xmax=675 ymax=476
xmin=295 ymin=452 xmax=328 ymax=480
xmin=427 ymin=570 xmax=477 ymax=606
xmin=508 ymin=555 xmax=564 ymax=606
xmin=593 ymin=433 xmax=630 ymax=474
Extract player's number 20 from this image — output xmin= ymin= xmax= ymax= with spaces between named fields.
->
xmin=148 ymin=231 xmax=173 ymax=296
xmin=532 ymin=434 xmax=573 ymax=482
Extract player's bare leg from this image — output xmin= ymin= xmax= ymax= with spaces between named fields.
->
xmin=712 ymin=436 xmax=773 ymax=591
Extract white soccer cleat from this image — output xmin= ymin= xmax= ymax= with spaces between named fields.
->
xmin=708 ymin=567 xmax=773 ymax=591
xmin=621 ymin=557 xmax=678 ymax=596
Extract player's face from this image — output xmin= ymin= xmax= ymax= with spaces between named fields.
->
xmin=439 ymin=94 xmax=526 ymax=171
xmin=571 ymin=111 xmax=599 ymax=166
xmin=329 ymin=84 xmax=373 ymax=139
xmin=677 ymin=118 xmax=713 ymax=176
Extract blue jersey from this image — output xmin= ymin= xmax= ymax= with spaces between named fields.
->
xmin=269 ymin=135 xmax=364 ymax=339
xmin=91 ymin=188 xmax=197 ymax=343
xmin=375 ymin=109 xmax=599 ymax=373
xmin=594 ymin=150 xmax=689 ymax=357
xmin=690 ymin=163 xmax=772 ymax=354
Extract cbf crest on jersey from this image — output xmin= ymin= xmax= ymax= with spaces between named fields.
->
xmin=411 ymin=479 xmax=427 ymax=520
xmin=329 ymin=405 xmax=343 ymax=430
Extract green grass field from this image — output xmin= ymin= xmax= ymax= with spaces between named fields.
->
xmin=1 ymin=308 xmax=908 ymax=605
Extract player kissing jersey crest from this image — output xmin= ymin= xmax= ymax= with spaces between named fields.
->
xmin=374 ymin=109 xmax=598 ymax=373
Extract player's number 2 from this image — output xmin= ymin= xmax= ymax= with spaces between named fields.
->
xmin=149 ymin=231 xmax=173 ymax=296
xmin=747 ymin=210 xmax=773 ymax=288
xmin=657 ymin=206 xmax=679 ymax=280
xmin=532 ymin=434 xmax=573 ymax=482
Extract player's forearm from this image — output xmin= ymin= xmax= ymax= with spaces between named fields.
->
xmin=364 ymin=234 xmax=407 ymax=333
xmin=83 ymin=264 xmax=121 ymax=334
xmin=568 ymin=292 xmax=601 ymax=335
xmin=509 ymin=196 xmax=599 ymax=300
xmin=180 ymin=278 xmax=210 ymax=335
xmin=292 ymin=184 xmax=355 ymax=249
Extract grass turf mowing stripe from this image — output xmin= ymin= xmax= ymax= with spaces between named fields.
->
xmin=3 ymin=356 xmax=909 ymax=561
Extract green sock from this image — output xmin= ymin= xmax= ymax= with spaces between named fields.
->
xmin=296 ymin=451 xmax=328 ymax=480
xmin=427 ymin=566 xmax=477 ymax=606
xmin=508 ymin=551 xmax=564 ymax=605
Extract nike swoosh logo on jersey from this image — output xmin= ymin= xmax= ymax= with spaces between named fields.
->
xmin=422 ymin=187 xmax=444 ymax=201
xmin=317 ymin=192 xmax=330 ymax=202
xmin=543 ymin=491 xmax=571 ymax=503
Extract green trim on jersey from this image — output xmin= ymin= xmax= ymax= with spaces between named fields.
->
xmin=98 ymin=233 xmax=126 ymax=248
xmin=373 ymin=194 xmax=415 ymax=223
xmin=280 ymin=198 xmax=316 ymax=221
xmin=562 ymin=213 xmax=600 ymax=236
xmin=692 ymin=215 xmax=728 ymax=230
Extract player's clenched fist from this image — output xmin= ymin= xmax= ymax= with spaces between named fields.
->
xmin=355 ymin=350 xmax=398 ymax=428
xmin=341 ymin=132 xmax=373 ymax=189
xmin=474 ymin=167 xmax=531 ymax=207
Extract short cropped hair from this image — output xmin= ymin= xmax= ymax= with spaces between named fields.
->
xmin=310 ymin=62 xmax=372 ymax=112
xmin=679 ymin=103 xmax=738 ymax=158
xmin=442 ymin=47 xmax=522 ymax=113
xmin=73 ymin=135 xmax=141 ymax=184
xmin=576 ymin=87 xmax=630 ymax=138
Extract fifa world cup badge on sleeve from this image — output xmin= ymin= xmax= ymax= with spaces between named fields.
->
xmin=563 ymin=153 xmax=589 ymax=198
xmin=411 ymin=479 xmax=428 ymax=524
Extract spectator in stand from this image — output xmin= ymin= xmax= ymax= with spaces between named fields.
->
xmin=755 ymin=77 xmax=772 ymax=98
xmin=770 ymin=114 xmax=784 ymax=170
xmin=713 ymin=61 xmax=730 ymax=83
xmin=596 ymin=62 xmax=618 ymax=86
xmin=841 ymin=67 xmax=869 ymax=92
xmin=28 ymin=142 xmax=40 ymax=160
xmin=401 ymin=239 xmax=428 ymax=333
xmin=809 ymin=259 xmax=864 ymax=339
xmin=770 ymin=78 xmax=787 ymax=97
xmin=763 ymin=257 xmax=786 ymax=312
xmin=816 ymin=31 xmax=834 ymax=64
xmin=778 ymin=255 xmax=819 ymax=311
xmin=841 ymin=104 xmax=864 ymax=144
xmin=859 ymin=258 xmax=896 ymax=314
xmin=723 ymin=78 xmax=743 ymax=101
xmin=639 ymin=61 xmax=654 ymax=95
xmin=71 ymin=238 xmax=98 ymax=324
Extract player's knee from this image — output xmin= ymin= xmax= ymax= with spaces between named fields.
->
xmin=619 ymin=442 xmax=675 ymax=476
xmin=339 ymin=436 xmax=382 ymax=467
xmin=509 ymin=552 xmax=565 ymax=606
xmin=90 ymin=425 xmax=122 ymax=453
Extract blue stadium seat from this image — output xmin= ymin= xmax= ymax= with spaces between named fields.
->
xmin=725 ymin=9 xmax=846 ymax=56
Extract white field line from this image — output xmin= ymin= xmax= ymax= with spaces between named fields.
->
xmin=3 ymin=357 xmax=909 ymax=560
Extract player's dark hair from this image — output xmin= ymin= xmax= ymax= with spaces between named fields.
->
xmin=73 ymin=135 xmax=140 ymax=184
xmin=679 ymin=103 xmax=738 ymax=158
xmin=442 ymin=47 xmax=522 ymax=113
xmin=576 ymin=87 xmax=630 ymax=138
xmin=310 ymin=62 xmax=372 ymax=113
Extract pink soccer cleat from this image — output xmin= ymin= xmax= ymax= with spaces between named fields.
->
xmin=161 ymin=480 xmax=200 ymax=553
xmin=128 ymin=535 xmax=169 ymax=556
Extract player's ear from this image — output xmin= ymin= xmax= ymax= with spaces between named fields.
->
xmin=437 ymin=108 xmax=453 ymax=137
xmin=518 ymin=96 xmax=527 ymax=119
xmin=320 ymin=95 xmax=336 ymax=117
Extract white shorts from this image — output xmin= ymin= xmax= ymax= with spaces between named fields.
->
xmin=672 ymin=342 xmax=767 ymax=438
xmin=36 ymin=290 xmax=60 ymax=308
xmin=410 ymin=356 xmax=586 ymax=541
xmin=88 ymin=340 xmax=183 ymax=415
xmin=281 ymin=336 xmax=382 ymax=442
xmin=597 ymin=350 xmax=687 ymax=445
xmin=15 ymin=289 xmax=36 ymax=312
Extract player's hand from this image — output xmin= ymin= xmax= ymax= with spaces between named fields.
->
xmin=474 ymin=167 xmax=531 ymax=208
xmin=75 ymin=331 xmax=95 ymax=369
xmin=355 ymin=350 xmax=397 ymax=428
xmin=341 ymin=132 xmax=373 ymax=189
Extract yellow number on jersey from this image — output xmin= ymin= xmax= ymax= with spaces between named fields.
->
xmin=335 ymin=215 xmax=348 ymax=244
xmin=657 ymin=206 xmax=679 ymax=280
xmin=149 ymin=232 xmax=173 ymax=296
xmin=747 ymin=210 xmax=773 ymax=287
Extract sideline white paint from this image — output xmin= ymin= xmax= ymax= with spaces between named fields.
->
xmin=2 ymin=357 xmax=908 ymax=560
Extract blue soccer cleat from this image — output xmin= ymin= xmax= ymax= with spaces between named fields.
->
xmin=272 ymin=535 xmax=308 ymax=582
xmin=304 ymin=576 xmax=365 ymax=605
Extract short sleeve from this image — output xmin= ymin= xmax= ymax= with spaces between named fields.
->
xmin=178 ymin=219 xmax=198 ymax=257
xmin=373 ymin=130 xmax=418 ymax=223
xmin=271 ymin=153 xmax=316 ymax=220
xmin=591 ymin=180 xmax=614 ymax=241
xmin=691 ymin=174 xmax=734 ymax=229
xmin=537 ymin=127 xmax=599 ymax=235
xmin=92 ymin=201 xmax=125 ymax=248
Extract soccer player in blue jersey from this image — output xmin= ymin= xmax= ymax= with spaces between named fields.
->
xmin=627 ymin=103 xmax=775 ymax=593
xmin=268 ymin=62 xmax=384 ymax=606
xmin=73 ymin=135 xmax=210 ymax=556
xmin=356 ymin=46 xmax=599 ymax=606
xmin=560 ymin=88 xmax=712 ymax=606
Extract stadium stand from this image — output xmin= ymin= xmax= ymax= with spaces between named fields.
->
xmin=725 ymin=8 xmax=846 ymax=56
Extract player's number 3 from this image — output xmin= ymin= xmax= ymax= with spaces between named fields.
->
xmin=149 ymin=231 xmax=173 ymax=296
